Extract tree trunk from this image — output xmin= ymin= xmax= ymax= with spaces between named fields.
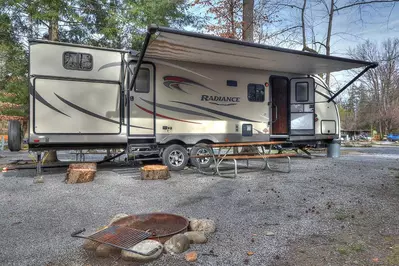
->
xmin=229 ymin=1 xmax=235 ymax=38
xmin=301 ymin=0 xmax=307 ymax=51
xmin=242 ymin=0 xmax=254 ymax=42
xmin=46 ymin=16 xmax=60 ymax=162
xmin=325 ymin=0 xmax=335 ymax=86
xmin=49 ymin=19 xmax=59 ymax=41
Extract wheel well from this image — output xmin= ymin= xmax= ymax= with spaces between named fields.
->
xmin=196 ymin=139 xmax=214 ymax=144
xmin=163 ymin=139 xmax=186 ymax=147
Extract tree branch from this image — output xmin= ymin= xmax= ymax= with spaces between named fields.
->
xmin=334 ymin=0 xmax=399 ymax=11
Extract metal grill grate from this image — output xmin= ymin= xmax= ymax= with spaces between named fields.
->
xmin=86 ymin=225 xmax=153 ymax=254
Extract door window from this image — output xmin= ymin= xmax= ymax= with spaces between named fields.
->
xmin=134 ymin=68 xmax=150 ymax=93
xmin=295 ymin=82 xmax=309 ymax=102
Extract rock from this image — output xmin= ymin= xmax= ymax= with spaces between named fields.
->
xmin=109 ymin=213 xmax=129 ymax=225
xmin=83 ymin=239 xmax=101 ymax=251
xmin=189 ymin=219 xmax=216 ymax=233
xmin=266 ymin=231 xmax=275 ymax=236
xmin=33 ymin=175 xmax=44 ymax=184
xmin=185 ymin=251 xmax=198 ymax=262
xmin=184 ymin=232 xmax=207 ymax=244
xmin=121 ymin=240 xmax=163 ymax=262
xmin=164 ymin=234 xmax=190 ymax=254
xmin=95 ymin=243 xmax=121 ymax=258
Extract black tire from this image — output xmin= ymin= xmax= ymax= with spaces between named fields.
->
xmin=190 ymin=144 xmax=213 ymax=169
xmin=162 ymin=144 xmax=189 ymax=171
xmin=8 ymin=120 xmax=22 ymax=152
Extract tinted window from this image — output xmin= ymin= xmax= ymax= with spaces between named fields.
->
xmin=247 ymin=84 xmax=265 ymax=102
xmin=296 ymin=82 xmax=309 ymax=102
xmin=134 ymin=68 xmax=150 ymax=93
xmin=63 ymin=52 xmax=93 ymax=71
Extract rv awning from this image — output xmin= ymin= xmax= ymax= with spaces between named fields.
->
xmin=144 ymin=25 xmax=376 ymax=75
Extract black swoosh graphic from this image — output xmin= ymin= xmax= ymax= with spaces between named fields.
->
xmin=54 ymin=93 xmax=151 ymax=130
xmin=34 ymin=91 xmax=71 ymax=117
xmin=98 ymin=62 xmax=121 ymax=71
xmin=171 ymin=101 xmax=261 ymax=123
xmin=140 ymin=98 xmax=220 ymax=120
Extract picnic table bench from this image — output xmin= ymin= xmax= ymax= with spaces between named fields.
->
xmin=190 ymin=141 xmax=296 ymax=178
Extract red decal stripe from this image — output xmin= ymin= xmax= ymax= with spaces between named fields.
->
xmin=135 ymin=104 xmax=201 ymax=124
xmin=164 ymin=76 xmax=191 ymax=83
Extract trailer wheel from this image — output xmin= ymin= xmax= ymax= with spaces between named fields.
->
xmin=8 ymin=120 xmax=22 ymax=152
xmin=162 ymin=144 xmax=189 ymax=171
xmin=190 ymin=144 xmax=213 ymax=169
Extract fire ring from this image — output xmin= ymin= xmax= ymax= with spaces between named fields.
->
xmin=111 ymin=212 xmax=190 ymax=243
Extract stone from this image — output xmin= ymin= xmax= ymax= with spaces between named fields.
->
xmin=95 ymin=243 xmax=121 ymax=258
xmin=266 ymin=231 xmax=275 ymax=236
xmin=109 ymin=213 xmax=129 ymax=225
xmin=33 ymin=175 xmax=44 ymax=184
xmin=121 ymin=240 xmax=163 ymax=262
xmin=164 ymin=234 xmax=190 ymax=254
xmin=184 ymin=231 xmax=207 ymax=244
xmin=185 ymin=251 xmax=198 ymax=262
xmin=189 ymin=219 xmax=216 ymax=233
xmin=83 ymin=239 xmax=101 ymax=251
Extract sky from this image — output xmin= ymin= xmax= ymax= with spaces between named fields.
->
xmin=186 ymin=1 xmax=399 ymax=91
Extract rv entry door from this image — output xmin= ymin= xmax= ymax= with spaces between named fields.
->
xmin=270 ymin=76 xmax=289 ymax=137
xmin=290 ymin=78 xmax=315 ymax=136
xmin=128 ymin=63 xmax=155 ymax=138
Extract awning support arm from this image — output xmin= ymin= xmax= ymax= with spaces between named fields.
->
xmin=128 ymin=26 xmax=157 ymax=91
xmin=327 ymin=63 xmax=378 ymax=103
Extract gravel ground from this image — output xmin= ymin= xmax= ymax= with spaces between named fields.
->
xmin=0 ymin=148 xmax=399 ymax=266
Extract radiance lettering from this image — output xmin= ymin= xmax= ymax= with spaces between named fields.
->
xmin=201 ymin=95 xmax=240 ymax=102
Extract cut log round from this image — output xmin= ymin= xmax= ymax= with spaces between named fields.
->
xmin=65 ymin=163 xmax=97 ymax=184
xmin=141 ymin=165 xmax=170 ymax=180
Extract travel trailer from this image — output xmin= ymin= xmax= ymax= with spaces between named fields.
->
xmin=8 ymin=25 xmax=377 ymax=171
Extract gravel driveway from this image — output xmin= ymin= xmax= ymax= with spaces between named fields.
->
xmin=1 ymin=148 xmax=398 ymax=266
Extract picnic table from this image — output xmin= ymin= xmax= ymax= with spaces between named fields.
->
xmin=190 ymin=141 xmax=296 ymax=178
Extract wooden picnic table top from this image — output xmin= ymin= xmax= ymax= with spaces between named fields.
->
xmin=206 ymin=141 xmax=288 ymax=148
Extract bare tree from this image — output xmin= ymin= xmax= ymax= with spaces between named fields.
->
xmin=349 ymin=38 xmax=399 ymax=136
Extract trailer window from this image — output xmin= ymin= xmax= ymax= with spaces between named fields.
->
xmin=247 ymin=84 xmax=265 ymax=102
xmin=295 ymin=82 xmax=309 ymax=102
xmin=63 ymin=52 xmax=93 ymax=71
xmin=134 ymin=68 xmax=150 ymax=93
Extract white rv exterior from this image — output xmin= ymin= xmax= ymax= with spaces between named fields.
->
xmin=25 ymin=25 xmax=377 ymax=170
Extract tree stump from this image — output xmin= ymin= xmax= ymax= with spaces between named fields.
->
xmin=141 ymin=165 xmax=170 ymax=180
xmin=65 ymin=163 xmax=97 ymax=184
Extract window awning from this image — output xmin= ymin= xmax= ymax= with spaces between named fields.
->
xmin=144 ymin=25 xmax=377 ymax=75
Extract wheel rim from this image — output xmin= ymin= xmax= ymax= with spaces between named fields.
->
xmin=168 ymin=150 xmax=184 ymax=167
xmin=196 ymin=148 xmax=211 ymax=165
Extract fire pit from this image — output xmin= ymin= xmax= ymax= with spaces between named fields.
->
xmin=110 ymin=212 xmax=189 ymax=243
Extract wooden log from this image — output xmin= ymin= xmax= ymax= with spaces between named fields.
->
xmin=65 ymin=163 xmax=97 ymax=184
xmin=141 ymin=165 xmax=170 ymax=180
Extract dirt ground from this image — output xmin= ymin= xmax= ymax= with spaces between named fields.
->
xmin=0 ymin=147 xmax=398 ymax=266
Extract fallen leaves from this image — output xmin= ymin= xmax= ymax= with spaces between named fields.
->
xmin=247 ymin=251 xmax=254 ymax=256
xmin=185 ymin=251 xmax=198 ymax=262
